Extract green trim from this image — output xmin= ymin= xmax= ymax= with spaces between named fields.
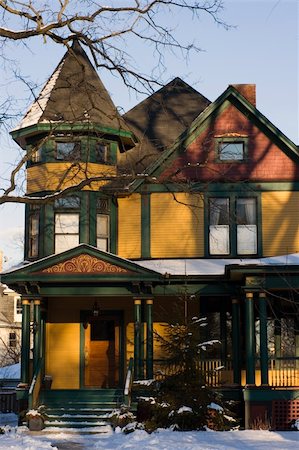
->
xmin=133 ymin=182 xmax=299 ymax=193
xmin=44 ymin=203 xmax=54 ymax=256
xmin=11 ymin=122 xmax=137 ymax=148
xmin=33 ymin=301 xmax=41 ymax=373
xmin=80 ymin=192 xmax=89 ymax=244
xmin=141 ymin=193 xmax=151 ymax=258
xmin=215 ymin=137 xmax=248 ymax=163
xmin=146 ymin=301 xmax=154 ymax=378
xmin=21 ymin=302 xmax=31 ymax=384
xmin=134 ymin=301 xmax=142 ymax=379
xmin=259 ymin=295 xmax=269 ymax=385
xmin=245 ymin=294 xmax=255 ymax=385
xmin=243 ymin=388 xmax=299 ymax=402
xmin=110 ymin=198 xmax=118 ymax=254
xmin=232 ymin=300 xmax=241 ymax=384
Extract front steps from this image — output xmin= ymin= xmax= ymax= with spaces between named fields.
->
xmin=39 ymin=389 xmax=130 ymax=430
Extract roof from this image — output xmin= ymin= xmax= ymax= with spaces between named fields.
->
xmin=13 ymin=40 xmax=129 ymax=135
xmin=119 ymin=78 xmax=210 ymax=171
xmin=134 ymin=253 xmax=299 ymax=276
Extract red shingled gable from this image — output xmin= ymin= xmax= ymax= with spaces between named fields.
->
xmin=159 ymin=102 xmax=299 ymax=183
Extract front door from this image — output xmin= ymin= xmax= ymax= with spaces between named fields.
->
xmin=84 ymin=314 xmax=120 ymax=388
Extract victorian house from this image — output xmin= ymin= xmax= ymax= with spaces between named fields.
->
xmin=1 ymin=40 xmax=299 ymax=429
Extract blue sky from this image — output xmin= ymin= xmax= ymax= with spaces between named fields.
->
xmin=0 ymin=0 xmax=298 ymax=267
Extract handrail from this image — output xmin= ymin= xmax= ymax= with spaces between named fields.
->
xmin=28 ymin=359 xmax=43 ymax=410
xmin=124 ymin=357 xmax=134 ymax=407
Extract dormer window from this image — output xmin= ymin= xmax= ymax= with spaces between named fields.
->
xmin=216 ymin=137 xmax=247 ymax=162
xmin=56 ymin=141 xmax=81 ymax=160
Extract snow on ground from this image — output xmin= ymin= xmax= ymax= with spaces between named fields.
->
xmin=0 ymin=414 xmax=298 ymax=450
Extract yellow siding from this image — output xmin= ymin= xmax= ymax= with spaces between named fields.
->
xmin=46 ymin=323 xmax=80 ymax=389
xmin=118 ymin=194 xmax=141 ymax=258
xmin=151 ymin=193 xmax=204 ymax=258
xmin=262 ymin=191 xmax=299 ymax=256
xmin=27 ymin=162 xmax=116 ymax=193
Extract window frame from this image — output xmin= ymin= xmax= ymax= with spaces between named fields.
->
xmin=95 ymin=141 xmax=111 ymax=164
xmin=205 ymin=192 xmax=260 ymax=257
xmin=215 ymin=137 xmax=248 ymax=162
xmin=55 ymin=140 xmax=81 ymax=161
xmin=54 ymin=195 xmax=81 ymax=254
xmin=95 ymin=197 xmax=110 ymax=252
xmin=28 ymin=205 xmax=40 ymax=258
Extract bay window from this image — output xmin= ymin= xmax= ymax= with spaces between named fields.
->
xmin=28 ymin=206 xmax=40 ymax=258
xmin=96 ymin=198 xmax=110 ymax=251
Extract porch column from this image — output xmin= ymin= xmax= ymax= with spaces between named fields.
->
xmin=296 ymin=316 xmax=299 ymax=369
xmin=21 ymin=299 xmax=31 ymax=384
xmin=220 ymin=301 xmax=227 ymax=365
xmin=146 ymin=299 xmax=154 ymax=379
xmin=231 ymin=298 xmax=241 ymax=385
xmin=134 ymin=299 xmax=142 ymax=379
xmin=258 ymin=293 xmax=269 ymax=385
xmin=245 ymin=292 xmax=255 ymax=385
xmin=33 ymin=299 xmax=41 ymax=373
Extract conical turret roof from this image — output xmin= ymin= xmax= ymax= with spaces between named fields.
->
xmin=15 ymin=40 xmax=129 ymax=133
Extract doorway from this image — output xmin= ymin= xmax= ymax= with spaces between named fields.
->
xmin=82 ymin=312 xmax=122 ymax=388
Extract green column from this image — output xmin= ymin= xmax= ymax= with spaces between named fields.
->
xmin=274 ymin=317 xmax=281 ymax=369
xmin=134 ymin=299 xmax=142 ymax=379
xmin=33 ymin=299 xmax=41 ymax=373
xmin=146 ymin=299 xmax=154 ymax=379
xmin=220 ymin=301 xmax=227 ymax=365
xmin=21 ymin=299 xmax=31 ymax=384
xmin=259 ymin=293 xmax=269 ymax=385
xmin=232 ymin=298 xmax=241 ymax=385
xmin=295 ymin=316 xmax=299 ymax=369
xmin=245 ymin=292 xmax=255 ymax=385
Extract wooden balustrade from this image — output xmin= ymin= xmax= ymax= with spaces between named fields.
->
xmin=153 ymin=358 xmax=299 ymax=388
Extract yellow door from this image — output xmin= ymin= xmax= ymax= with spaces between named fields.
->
xmin=84 ymin=316 xmax=119 ymax=388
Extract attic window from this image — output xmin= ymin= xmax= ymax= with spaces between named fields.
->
xmin=95 ymin=142 xmax=110 ymax=164
xmin=217 ymin=139 xmax=247 ymax=161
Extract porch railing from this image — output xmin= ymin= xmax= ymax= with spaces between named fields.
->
xmin=28 ymin=359 xmax=43 ymax=410
xmin=269 ymin=357 xmax=299 ymax=387
xmin=153 ymin=358 xmax=299 ymax=388
xmin=124 ymin=357 xmax=134 ymax=407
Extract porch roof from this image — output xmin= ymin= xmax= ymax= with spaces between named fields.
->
xmin=135 ymin=253 xmax=299 ymax=276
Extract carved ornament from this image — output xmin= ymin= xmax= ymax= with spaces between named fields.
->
xmin=42 ymin=254 xmax=128 ymax=274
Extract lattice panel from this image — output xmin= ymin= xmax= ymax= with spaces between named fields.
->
xmin=272 ymin=400 xmax=299 ymax=430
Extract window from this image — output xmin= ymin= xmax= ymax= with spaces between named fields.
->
xmin=95 ymin=142 xmax=110 ymax=163
xmin=209 ymin=197 xmax=257 ymax=256
xmin=9 ymin=332 xmax=17 ymax=348
xmin=217 ymin=141 xmax=245 ymax=161
xmin=14 ymin=297 xmax=22 ymax=323
xmin=97 ymin=214 xmax=109 ymax=251
xmin=28 ymin=206 xmax=40 ymax=258
xmin=209 ymin=198 xmax=230 ymax=255
xmin=54 ymin=196 xmax=80 ymax=253
xmin=56 ymin=141 xmax=81 ymax=160
xmin=30 ymin=146 xmax=41 ymax=163
xmin=96 ymin=198 xmax=110 ymax=251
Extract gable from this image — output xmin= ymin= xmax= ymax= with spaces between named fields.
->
xmin=1 ymin=245 xmax=162 ymax=285
xmin=40 ymin=254 xmax=129 ymax=275
xmin=130 ymin=86 xmax=299 ymax=188
xmin=159 ymin=101 xmax=299 ymax=183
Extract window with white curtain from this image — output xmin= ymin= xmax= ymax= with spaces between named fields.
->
xmin=236 ymin=198 xmax=257 ymax=255
xmin=96 ymin=214 xmax=109 ymax=251
xmin=55 ymin=213 xmax=79 ymax=253
xmin=209 ymin=198 xmax=230 ymax=255
xmin=209 ymin=197 xmax=257 ymax=256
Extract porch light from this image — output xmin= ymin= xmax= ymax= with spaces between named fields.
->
xmin=92 ymin=301 xmax=100 ymax=317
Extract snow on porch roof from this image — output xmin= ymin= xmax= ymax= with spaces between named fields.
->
xmin=134 ymin=254 xmax=299 ymax=276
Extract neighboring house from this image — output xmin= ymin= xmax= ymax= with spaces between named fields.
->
xmin=1 ymin=40 xmax=299 ymax=429
xmin=0 ymin=284 xmax=22 ymax=367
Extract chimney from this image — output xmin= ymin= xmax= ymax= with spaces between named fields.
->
xmin=230 ymin=84 xmax=256 ymax=106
